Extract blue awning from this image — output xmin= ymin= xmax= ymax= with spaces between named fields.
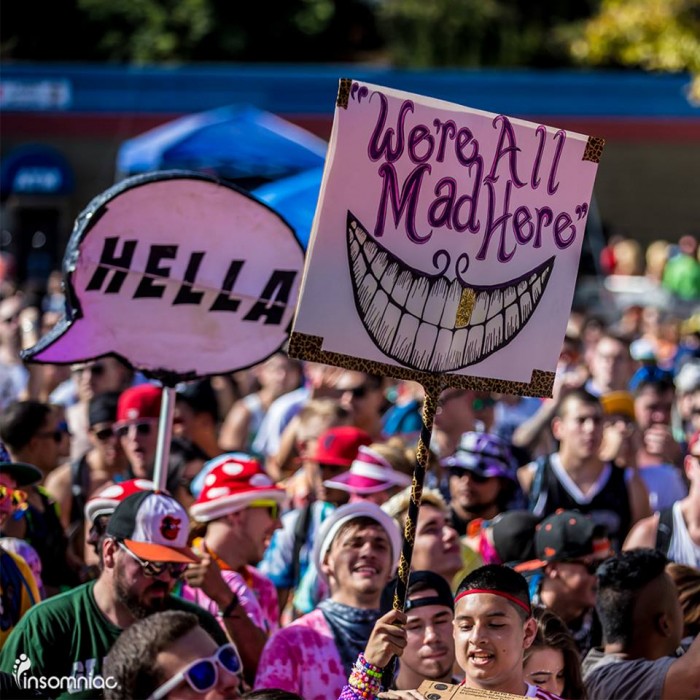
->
xmin=116 ymin=104 xmax=327 ymax=184
xmin=253 ymin=167 xmax=323 ymax=249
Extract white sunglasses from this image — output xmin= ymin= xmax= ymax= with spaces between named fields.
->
xmin=147 ymin=643 xmax=242 ymax=700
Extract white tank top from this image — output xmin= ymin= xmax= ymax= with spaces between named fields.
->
xmin=668 ymin=501 xmax=700 ymax=568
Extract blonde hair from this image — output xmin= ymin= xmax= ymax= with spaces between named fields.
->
xmin=382 ymin=485 xmax=447 ymax=530
xmin=369 ymin=438 xmax=414 ymax=476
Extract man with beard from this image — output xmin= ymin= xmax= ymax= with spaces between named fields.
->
xmin=255 ymin=502 xmax=401 ymax=700
xmin=0 ymin=490 xmax=226 ymax=694
xmin=179 ymin=454 xmax=285 ymax=681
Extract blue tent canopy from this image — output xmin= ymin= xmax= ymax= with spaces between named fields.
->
xmin=116 ymin=105 xmax=327 ymax=185
xmin=253 ymin=167 xmax=323 ymax=249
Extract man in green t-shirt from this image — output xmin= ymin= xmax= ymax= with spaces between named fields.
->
xmin=0 ymin=490 xmax=228 ymax=699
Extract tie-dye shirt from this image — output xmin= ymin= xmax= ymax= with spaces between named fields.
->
xmin=179 ymin=565 xmax=279 ymax=635
xmin=255 ymin=608 xmax=346 ymax=700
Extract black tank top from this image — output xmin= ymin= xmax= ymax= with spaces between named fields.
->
xmin=531 ymin=455 xmax=632 ymax=550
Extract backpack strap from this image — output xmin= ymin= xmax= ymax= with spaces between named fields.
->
xmin=655 ymin=506 xmax=675 ymax=555
xmin=290 ymin=503 xmax=313 ymax=588
xmin=529 ymin=454 xmax=550 ymax=516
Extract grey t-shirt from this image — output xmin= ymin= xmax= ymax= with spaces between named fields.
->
xmin=582 ymin=647 xmax=676 ymax=700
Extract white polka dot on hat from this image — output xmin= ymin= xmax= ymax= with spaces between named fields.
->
xmin=189 ymin=455 xmax=285 ymax=523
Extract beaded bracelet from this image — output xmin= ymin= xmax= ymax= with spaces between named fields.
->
xmin=357 ymin=653 xmax=383 ymax=678
xmin=348 ymin=670 xmax=381 ymax=698
xmin=348 ymin=653 xmax=383 ymax=698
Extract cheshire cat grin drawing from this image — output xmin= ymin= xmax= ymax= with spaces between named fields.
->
xmin=347 ymin=211 xmax=554 ymax=374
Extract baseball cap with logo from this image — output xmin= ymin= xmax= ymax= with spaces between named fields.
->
xmin=307 ymin=426 xmax=372 ymax=467
xmin=190 ymin=454 xmax=286 ymax=523
xmin=442 ymin=431 xmax=517 ymax=482
xmin=106 ymin=490 xmax=197 ymax=563
xmin=515 ymin=510 xmax=611 ymax=572
xmin=116 ymin=384 xmax=163 ymax=423
xmin=84 ymin=478 xmax=155 ymax=523
xmin=323 ymin=445 xmax=411 ymax=494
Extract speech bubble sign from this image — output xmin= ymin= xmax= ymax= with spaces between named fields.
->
xmin=22 ymin=171 xmax=305 ymax=382
xmin=290 ymin=80 xmax=604 ymax=397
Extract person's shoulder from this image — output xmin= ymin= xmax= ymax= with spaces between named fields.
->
xmin=268 ymin=387 xmax=309 ymax=416
xmin=11 ymin=582 xmax=89 ymax=632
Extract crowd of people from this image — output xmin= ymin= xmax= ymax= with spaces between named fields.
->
xmin=0 ymin=234 xmax=699 ymax=700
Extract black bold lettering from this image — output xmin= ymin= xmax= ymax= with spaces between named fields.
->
xmin=209 ymin=260 xmax=244 ymax=312
xmin=133 ymin=245 xmax=177 ymax=299
xmin=243 ymin=270 xmax=297 ymax=325
xmin=85 ymin=237 xmax=137 ymax=294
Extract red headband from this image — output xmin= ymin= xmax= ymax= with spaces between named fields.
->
xmin=454 ymin=589 xmax=532 ymax=615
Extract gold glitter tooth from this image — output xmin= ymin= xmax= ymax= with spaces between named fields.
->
xmin=455 ymin=288 xmax=476 ymax=328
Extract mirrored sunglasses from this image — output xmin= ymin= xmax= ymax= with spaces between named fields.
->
xmin=0 ymin=485 xmax=28 ymax=506
xmin=248 ymin=499 xmax=279 ymax=519
xmin=147 ymin=643 xmax=242 ymax=700
xmin=117 ymin=541 xmax=188 ymax=579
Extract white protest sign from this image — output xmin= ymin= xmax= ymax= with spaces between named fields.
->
xmin=290 ymin=80 xmax=604 ymax=396
xmin=23 ymin=171 xmax=305 ymax=381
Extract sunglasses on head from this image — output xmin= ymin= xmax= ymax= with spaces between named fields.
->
xmin=0 ymin=485 xmax=28 ymax=506
xmin=147 ymin=643 xmax=242 ymax=700
xmin=248 ymin=499 xmax=279 ymax=519
xmin=114 ymin=420 xmax=155 ymax=439
xmin=117 ymin=541 xmax=188 ymax=579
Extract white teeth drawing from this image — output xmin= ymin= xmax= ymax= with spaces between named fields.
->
xmin=346 ymin=211 xmax=554 ymax=373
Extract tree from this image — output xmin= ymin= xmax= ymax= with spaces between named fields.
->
xmin=376 ymin=0 xmax=599 ymax=68
xmin=569 ymin=0 xmax=700 ymax=103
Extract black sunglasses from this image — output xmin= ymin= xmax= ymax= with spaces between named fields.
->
xmin=344 ymin=384 xmax=369 ymax=399
xmin=117 ymin=541 xmax=188 ymax=578
xmin=114 ymin=421 xmax=155 ymax=439
xmin=93 ymin=426 xmax=116 ymax=441
xmin=449 ymin=467 xmax=490 ymax=484
xmin=36 ymin=429 xmax=63 ymax=443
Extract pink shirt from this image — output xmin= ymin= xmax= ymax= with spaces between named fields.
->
xmin=254 ymin=608 xmax=346 ymax=700
xmin=180 ymin=565 xmax=279 ymax=635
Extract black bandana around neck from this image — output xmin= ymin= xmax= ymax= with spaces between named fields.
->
xmin=318 ymin=598 xmax=380 ymax=675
